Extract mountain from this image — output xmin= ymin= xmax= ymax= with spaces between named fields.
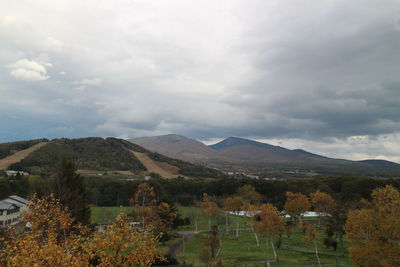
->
xmin=130 ymin=134 xmax=219 ymax=163
xmin=130 ymin=135 xmax=400 ymax=177
xmin=1 ymin=137 xmax=224 ymax=179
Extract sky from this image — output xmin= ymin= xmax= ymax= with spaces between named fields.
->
xmin=1 ymin=0 xmax=400 ymax=163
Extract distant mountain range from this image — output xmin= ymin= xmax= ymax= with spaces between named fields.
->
xmin=0 ymin=137 xmax=224 ymax=179
xmin=130 ymin=134 xmax=400 ymax=177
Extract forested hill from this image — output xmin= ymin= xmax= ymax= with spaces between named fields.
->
xmin=3 ymin=137 xmax=225 ymax=179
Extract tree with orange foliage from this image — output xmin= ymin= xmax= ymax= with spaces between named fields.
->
xmin=344 ymin=185 xmax=400 ymax=267
xmin=224 ymin=195 xmax=245 ymax=236
xmin=2 ymin=194 xmax=160 ymax=267
xmin=254 ymin=203 xmax=285 ymax=262
xmin=152 ymin=202 xmax=177 ymax=245
xmin=303 ymin=224 xmax=321 ymax=267
xmin=284 ymin=192 xmax=311 ymax=223
xmin=130 ymin=183 xmax=156 ymax=228
xmin=88 ymin=213 xmax=159 ymax=266
xmin=310 ymin=190 xmax=336 ymax=225
xmin=2 ymin=194 xmax=91 ymax=266
xmin=198 ymin=193 xmax=221 ymax=231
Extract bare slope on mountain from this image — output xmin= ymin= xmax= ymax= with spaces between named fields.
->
xmin=131 ymin=151 xmax=179 ymax=178
xmin=130 ymin=134 xmax=218 ymax=163
xmin=0 ymin=142 xmax=48 ymax=170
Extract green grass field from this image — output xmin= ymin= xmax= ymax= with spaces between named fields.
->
xmin=90 ymin=206 xmax=354 ymax=266
xmin=91 ymin=206 xmax=136 ymax=224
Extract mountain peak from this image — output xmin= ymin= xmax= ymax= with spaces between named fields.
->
xmin=209 ymin=136 xmax=277 ymax=150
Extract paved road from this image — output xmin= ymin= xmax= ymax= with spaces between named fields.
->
xmin=167 ymin=231 xmax=198 ymax=259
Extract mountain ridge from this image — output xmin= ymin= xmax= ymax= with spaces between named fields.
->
xmin=130 ymin=134 xmax=400 ymax=177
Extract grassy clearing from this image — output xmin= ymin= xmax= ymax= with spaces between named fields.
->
xmin=91 ymin=206 xmax=136 ymax=224
xmin=178 ymin=226 xmax=353 ymax=266
xmin=90 ymin=206 xmax=354 ymax=266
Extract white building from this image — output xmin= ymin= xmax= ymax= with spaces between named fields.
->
xmin=0 ymin=195 xmax=29 ymax=228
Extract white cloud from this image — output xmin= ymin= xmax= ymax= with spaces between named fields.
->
xmin=7 ymin=58 xmax=50 ymax=81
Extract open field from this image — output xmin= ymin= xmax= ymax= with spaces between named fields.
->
xmin=0 ymin=142 xmax=47 ymax=170
xmin=178 ymin=227 xmax=353 ymax=266
xmin=91 ymin=206 xmax=136 ymax=224
xmin=91 ymin=206 xmax=353 ymax=266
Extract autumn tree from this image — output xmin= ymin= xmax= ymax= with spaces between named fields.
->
xmin=2 ymin=195 xmax=160 ymax=267
xmin=2 ymin=194 xmax=91 ymax=266
xmin=88 ymin=213 xmax=160 ymax=266
xmin=201 ymin=225 xmax=221 ymax=265
xmin=224 ymin=195 xmax=245 ymax=236
xmin=130 ymin=183 xmax=157 ymax=228
xmin=53 ymin=158 xmax=90 ymax=224
xmin=344 ymin=185 xmax=400 ymax=267
xmin=237 ymin=184 xmax=262 ymax=205
xmin=198 ymin=193 xmax=221 ymax=231
xmin=152 ymin=202 xmax=177 ymax=245
xmin=254 ymin=203 xmax=285 ymax=262
xmin=310 ymin=190 xmax=336 ymax=226
xmin=284 ymin=192 xmax=311 ymax=223
xmin=303 ymin=224 xmax=321 ymax=267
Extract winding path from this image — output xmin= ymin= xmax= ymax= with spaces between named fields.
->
xmin=167 ymin=231 xmax=198 ymax=259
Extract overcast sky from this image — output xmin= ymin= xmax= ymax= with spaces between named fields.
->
xmin=1 ymin=0 xmax=400 ymax=162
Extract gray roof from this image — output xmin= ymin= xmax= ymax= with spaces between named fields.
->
xmin=8 ymin=195 xmax=29 ymax=205
xmin=0 ymin=200 xmax=18 ymax=210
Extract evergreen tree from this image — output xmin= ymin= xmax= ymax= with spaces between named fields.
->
xmin=52 ymin=157 xmax=90 ymax=224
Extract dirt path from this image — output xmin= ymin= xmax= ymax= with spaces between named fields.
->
xmin=0 ymin=142 xmax=47 ymax=170
xmin=167 ymin=231 xmax=198 ymax=259
xmin=131 ymin=151 xmax=179 ymax=178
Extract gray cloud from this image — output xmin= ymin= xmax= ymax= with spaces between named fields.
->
xmin=0 ymin=0 xmax=400 ymax=162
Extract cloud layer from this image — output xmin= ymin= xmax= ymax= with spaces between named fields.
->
xmin=1 ymin=0 xmax=400 ymax=162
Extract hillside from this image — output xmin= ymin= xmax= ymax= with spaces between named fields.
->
xmin=130 ymin=134 xmax=218 ymax=163
xmin=5 ymin=137 xmax=225 ymax=179
xmin=130 ymin=135 xmax=400 ymax=177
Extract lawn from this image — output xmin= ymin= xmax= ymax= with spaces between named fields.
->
xmin=90 ymin=206 xmax=354 ymax=266
xmin=91 ymin=206 xmax=136 ymax=224
xmin=178 ymin=226 xmax=353 ymax=266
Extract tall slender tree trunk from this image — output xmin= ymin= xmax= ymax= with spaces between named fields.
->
xmin=225 ymin=213 xmax=229 ymax=233
xmin=314 ymin=240 xmax=321 ymax=267
xmin=251 ymin=224 xmax=259 ymax=247
xmin=270 ymin=239 xmax=277 ymax=262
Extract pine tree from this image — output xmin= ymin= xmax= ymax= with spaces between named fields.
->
xmin=53 ymin=157 xmax=91 ymax=224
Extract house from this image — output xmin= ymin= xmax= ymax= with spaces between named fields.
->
xmin=0 ymin=195 xmax=29 ymax=228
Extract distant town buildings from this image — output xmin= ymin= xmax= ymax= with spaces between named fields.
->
xmin=0 ymin=195 xmax=29 ymax=228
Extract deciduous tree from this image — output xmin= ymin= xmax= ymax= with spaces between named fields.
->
xmin=310 ymin=190 xmax=336 ymax=226
xmin=284 ymin=192 xmax=311 ymax=223
xmin=254 ymin=203 xmax=284 ymax=261
xmin=344 ymin=185 xmax=400 ymax=267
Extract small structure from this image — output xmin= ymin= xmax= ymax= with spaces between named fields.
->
xmin=5 ymin=170 xmax=29 ymax=177
xmin=0 ymin=195 xmax=29 ymax=228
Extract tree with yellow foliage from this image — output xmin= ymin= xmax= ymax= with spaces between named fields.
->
xmin=254 ymin=203 xmax=285 ymax=262
xmin=310 ymin=190 xmax=336 ymax=225
xmin=224 ymin=195 xmax=245 ymax=236
xmin=284 ymin=192 xmax=311 ymax=223
xmin=198 ymin=193 xmax=221 ymax=231
xmin=2 ymin=194 xmax=91 ymax=266
xmin=130 ymin=182 xmax=157 ymax=228
xmin=2 ymin=194 xmax=160 ymax=267
xmin=88 ymin=213 xmax=159 ymax=266
xmin=344 ymin=185 xmax=400 ymax=267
